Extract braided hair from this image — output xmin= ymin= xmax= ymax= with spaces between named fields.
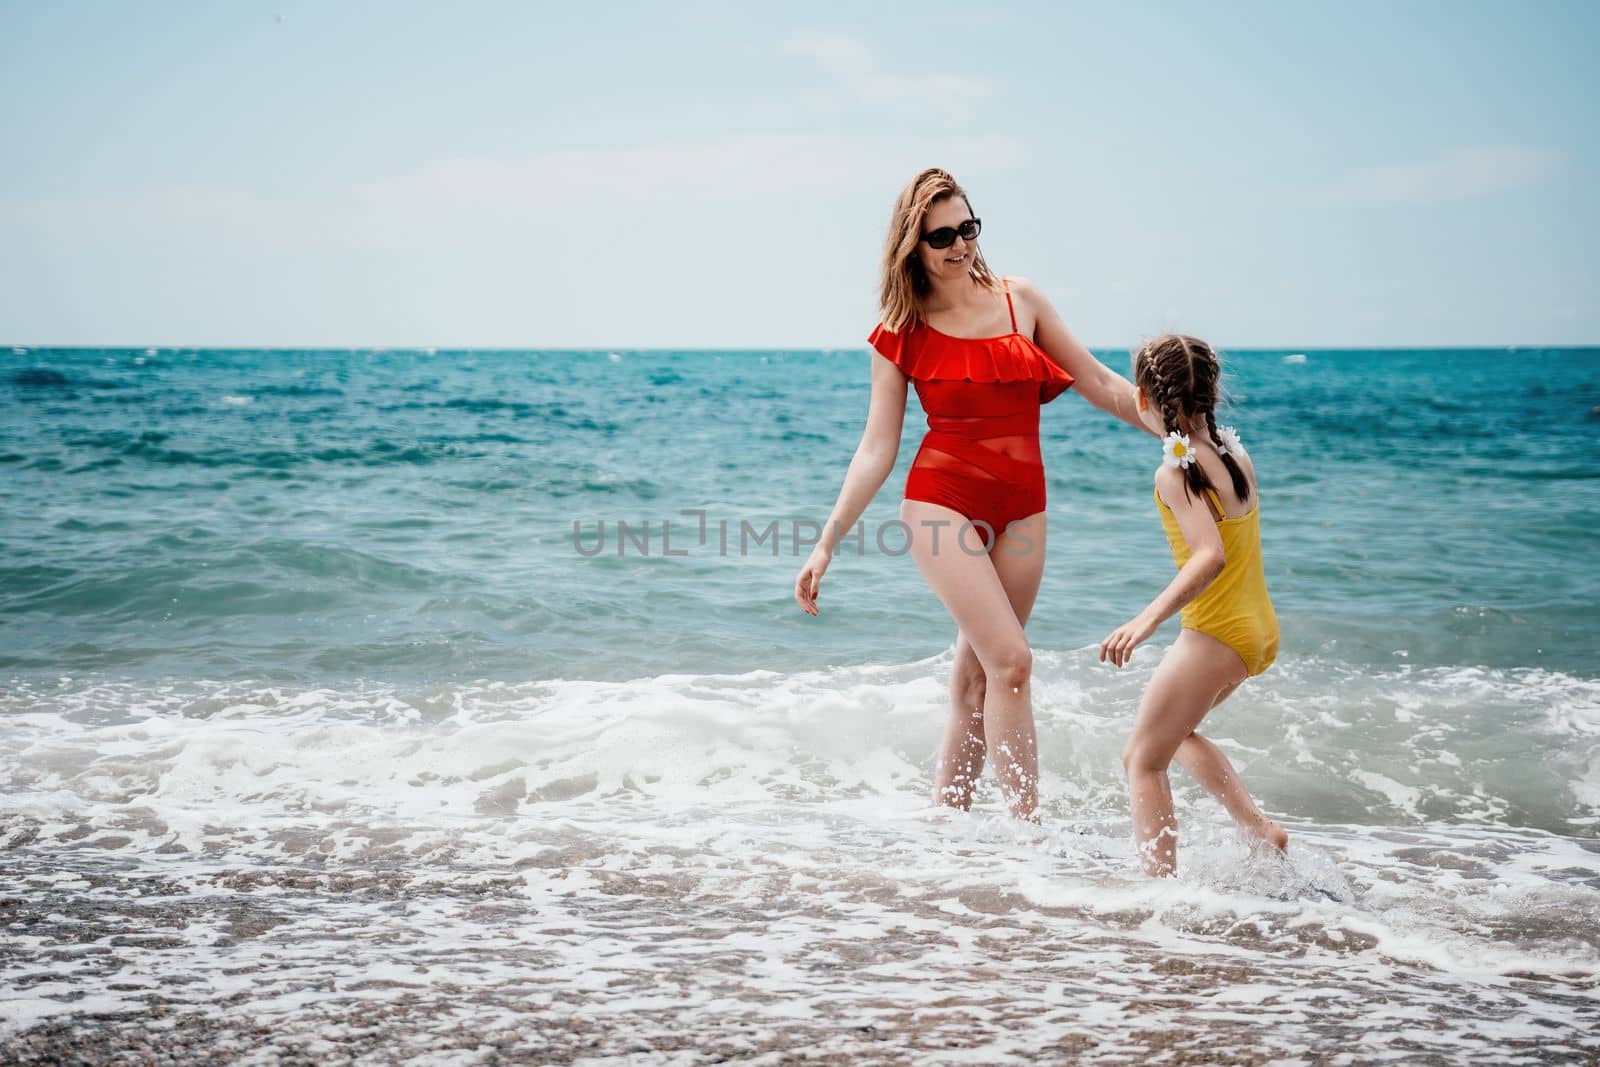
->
xmin=1133 ymin=334 xmax=1250 ymax=504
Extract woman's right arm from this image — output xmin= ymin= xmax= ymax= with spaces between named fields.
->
xmin=795 ymin=355 xmax=908 ymax=615
xmin=1012 ymin=277 xmax=1155 ymax=437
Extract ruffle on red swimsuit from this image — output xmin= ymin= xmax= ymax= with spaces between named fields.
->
xmin=869 ymin=282 xmax=1075 ymax=548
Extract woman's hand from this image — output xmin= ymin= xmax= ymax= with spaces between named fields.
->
xmin=794 ymin=549 xmax=830 ymax=616
xmin=1100 ymin=613 xmax=1158 ymax=667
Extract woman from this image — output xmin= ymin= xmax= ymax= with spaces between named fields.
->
xmin=793 ymin=167 xmax=1152 ymax=821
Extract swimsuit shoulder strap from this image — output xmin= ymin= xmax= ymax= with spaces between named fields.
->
xmin=1157 ymin=481 xmax=1226 ymax=521
xmin=1002 ymin=278 xmax=1018 ymax=333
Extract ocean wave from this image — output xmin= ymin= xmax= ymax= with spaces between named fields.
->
xmin=1 ymin=656 xmax=1597 ymax=1057
xmin=2 ymin=652 xmax=1593 ymax=849
xmin=9 ymin=367 xmax=118 ymax=390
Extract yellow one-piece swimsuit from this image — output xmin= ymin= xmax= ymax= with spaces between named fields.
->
xmin=1154 ymin=485 xmax=1280 ymax=676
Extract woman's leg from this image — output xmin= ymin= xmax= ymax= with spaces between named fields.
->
xmin=905 ymin=501 xmax=1045 ymax=820
xmin=931 ymin=512 xmax=1048 ymax=810
xmin=934 ymin=632 xmax=987 ymax=809
xmin=1121 ymin=630 xmax=1245 ymax=875
xmin=1174 ymin=682 xmax=1288 ymax=851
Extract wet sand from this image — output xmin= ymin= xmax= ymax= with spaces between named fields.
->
xmin=4 ymin=844 xmax=1595 ymax=1065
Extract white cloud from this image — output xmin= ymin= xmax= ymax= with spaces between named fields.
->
xmin=0 ymin=131 xmax=1027 ymax=252
xmin=783 ymin=30 xmax=875 ymax=72
xmin=783 ymin=31 xmax=992 ymax=124
xmin=0 ymin=183 xmax=317 ymax=249
xmin=1330 ymin=145 xmax=1555 ymax=204
xmin=356 ymin=134 xmax=888 ymax=218
xmin=0 ymin=135 xmax=891 ymax=242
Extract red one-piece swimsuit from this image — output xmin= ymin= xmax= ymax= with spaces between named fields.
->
xmin=868 ymin=281 xmax=1075 ymax=548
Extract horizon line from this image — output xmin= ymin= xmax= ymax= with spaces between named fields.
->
xmin=7 ymin=342 xmax=1600 ymax=354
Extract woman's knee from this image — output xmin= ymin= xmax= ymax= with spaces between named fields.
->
xmin=952 ymin=649 xmax=987 ymax=710
xmin=981 ymin=642 xmax=1032 ymax=693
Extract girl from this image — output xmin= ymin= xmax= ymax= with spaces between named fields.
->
xmin=794 ymin=168 xmax=1151 ymax=822
xmin=1099 ymin=334 xmax=1287 ymax=876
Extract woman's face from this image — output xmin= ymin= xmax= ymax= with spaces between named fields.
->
xmin=915 ymin=196 xmax=978 ymax=282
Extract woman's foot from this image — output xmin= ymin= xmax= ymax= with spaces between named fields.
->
xmin=933 ymin=779 xmax=975 ymax=810
xmin=1247 ymin=819 xmax=1289 ymax=853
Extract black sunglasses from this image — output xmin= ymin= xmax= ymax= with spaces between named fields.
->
xmin=920 ymin=217 xmax=981 ymax=249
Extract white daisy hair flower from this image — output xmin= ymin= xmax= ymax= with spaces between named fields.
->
xmin=1162 ymin=431 xmax=1195 ymax=469
xmin=1214 ymin=424 xmax=1242 ymax=456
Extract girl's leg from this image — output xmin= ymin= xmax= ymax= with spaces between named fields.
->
xmin=932 ymin=512 xmax=1047 ymax=811
xmin=905 ymin=501 xmax=1044 ymax=821
xmin=1174 ymin=682 xmax=1288 ymax=851
xmin=1121 ymin=630 xmax=1245 ymax=875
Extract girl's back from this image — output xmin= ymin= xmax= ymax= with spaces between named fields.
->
xmin=1151 ymin=411 xmax=1277 ymax=679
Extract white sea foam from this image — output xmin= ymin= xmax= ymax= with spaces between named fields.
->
xmin=1 ymin=651 xmax=1596 ymax=1057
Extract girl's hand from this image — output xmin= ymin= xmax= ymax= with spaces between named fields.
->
xmin=1100 ymin=614 xmax=1157 ymax=667
xmin=794 ymin=549 xmax=830 ymax=616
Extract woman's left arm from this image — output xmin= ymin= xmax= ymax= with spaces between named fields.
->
xmin=1011 ymin=277 xmax=1155 ymax=437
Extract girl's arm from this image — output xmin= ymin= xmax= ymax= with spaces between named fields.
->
xmin=795 ymin=355 xmax=908 ymax=615
xmin=1011 ymin=276 xmax=1155 ymax=437
xmin=1099 ymin=467 xmax=1227 ymax=666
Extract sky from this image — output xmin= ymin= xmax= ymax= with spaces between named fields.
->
xmin=1 ymin=0 xmax=1595 ymax=348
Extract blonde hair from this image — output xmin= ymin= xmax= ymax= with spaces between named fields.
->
xmin=877 ymin=167 xmax=999 ymax=333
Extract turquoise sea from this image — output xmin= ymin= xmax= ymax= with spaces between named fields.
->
xmin=2 ymin=345 xmax=1598 ymax=1061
